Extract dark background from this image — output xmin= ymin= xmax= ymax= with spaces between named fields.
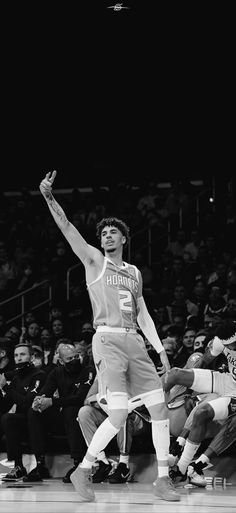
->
xmin=1 ymin=1 xmax=233 ymax=190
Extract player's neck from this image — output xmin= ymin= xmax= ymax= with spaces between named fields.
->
xmin=105 ymin=249 xmax=124 ymax=267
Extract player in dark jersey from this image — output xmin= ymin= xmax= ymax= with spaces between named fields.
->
xmin=163 ymin=319 xmax=236 ymax=485
xmin=39 ymin=170 xmax=180 ymax=502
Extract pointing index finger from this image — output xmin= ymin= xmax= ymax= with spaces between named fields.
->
xmin=50 ymin=170 xmax=57 ymax=182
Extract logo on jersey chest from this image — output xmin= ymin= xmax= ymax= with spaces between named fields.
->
xmin=106 ymin=273 xmax=138 ymax=292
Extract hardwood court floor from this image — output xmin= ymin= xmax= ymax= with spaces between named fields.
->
xmin=1 ymin=478 xmax=236 ymax=513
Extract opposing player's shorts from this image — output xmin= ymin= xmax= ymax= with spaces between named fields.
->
xmin=92 ymin=328 xmax=162 ymax=401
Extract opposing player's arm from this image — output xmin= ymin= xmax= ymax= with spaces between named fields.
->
xmin=39 ymin=171 xmax=101 ymax=266
xmin=137 ymin=297 xmax=170 ymax=372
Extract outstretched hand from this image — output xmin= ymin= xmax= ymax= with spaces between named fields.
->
xmin=39 ymin=170 xmax=57 ymax=198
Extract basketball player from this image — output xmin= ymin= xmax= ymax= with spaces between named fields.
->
xmin=39 ymin=170 xmax=180 ymax=502
xmin=162 ymin=319 xmax=236 ymax=485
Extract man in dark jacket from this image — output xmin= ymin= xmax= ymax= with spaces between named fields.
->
xmin=23 ymin=342 xmax=95 ymax=482
xmin=0 ymin=342 xmax=47 ymax=481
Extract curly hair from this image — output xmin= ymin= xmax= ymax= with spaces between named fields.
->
xmin=96 ymin=217 xmax=130 ymax=243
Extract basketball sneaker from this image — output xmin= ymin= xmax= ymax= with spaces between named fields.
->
xmin=70 ymin=466 xmax=95 ymax=502
xmin=188 ymin=461 xmax=208 ymax=487
xmin=153 ymin=475 xmax=181 ymax=501
xmin=23 ymin=464 xmax=51 ymax=482
xmin=108 ymin=462 xmax=130 ymax=483
xmin=92 ymin=461 xmax=112 ymax=483
xmin=2 ymin=465 xmax=27 ymax=481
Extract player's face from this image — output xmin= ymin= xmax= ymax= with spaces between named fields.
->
xmin=101 ymin=226 xmax=125 ymax=253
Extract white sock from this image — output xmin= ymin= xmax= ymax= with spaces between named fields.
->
xmin=178 ymin=440 xmax=200 ymax=474
xmin=80 ymin=457 xmax=94 ymax=469
xmin=151 ymin=419 xmax=170 ymax=478
xmin=81 ymin=418 xmax=119 ymax=468
xmin=119 ymin=454 xmax=129 ymax=466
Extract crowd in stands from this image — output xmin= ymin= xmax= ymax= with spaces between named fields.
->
xmin=0 ymin=178 xmax=235 ymax=485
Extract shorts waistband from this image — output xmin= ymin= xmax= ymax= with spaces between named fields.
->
xmin=96 ymin=326 xmax=137 ymax=334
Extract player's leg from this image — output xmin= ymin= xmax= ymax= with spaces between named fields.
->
xmin=143 ymin=388 xmax=180 ymax=501
xmin=127 ymin=336 xmax=180 ymax=501
xmin=171 ymin=396 xmax=231 ymax=486
xmin=70 ymin=332 xmax=129 ymax=500
xmin=189 ymin=411 xmax=236 ymax=487
xmin=78 ymin=405 xmax=112 ymax=483
xmin=168 ymin=392 xmax=219 ymax=467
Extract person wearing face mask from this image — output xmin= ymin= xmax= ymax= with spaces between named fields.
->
xmin=80 ymin=322 xmax=95 ymax=346
xmin=0 ymin=343 xmax=47 ymax=481
xmin=21 ymin=343 xmax=96 ymax=483
xmin=31 ymin=345 xmax=44 ymax=369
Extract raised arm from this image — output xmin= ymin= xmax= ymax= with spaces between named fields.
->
xmin=39 ymin=171 xmax=103 ymax=270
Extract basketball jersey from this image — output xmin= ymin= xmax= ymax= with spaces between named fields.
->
xmin=87 ymin=257 xmax=142 ymax=329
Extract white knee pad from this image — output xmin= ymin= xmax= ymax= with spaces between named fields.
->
xmin=107 ymin=389 xmax=128 ymax=410
xmin=208 ymin=396 xmax=231 ymax=421
xmin=143 ymin=388 xmax=165 ymax=408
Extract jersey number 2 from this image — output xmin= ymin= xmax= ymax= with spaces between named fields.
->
xmin=119 ymin=290 xmax=132 ymax=311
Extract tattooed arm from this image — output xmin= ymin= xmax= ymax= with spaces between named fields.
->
xmin=39 ymin=171 xmax=103 ymax=270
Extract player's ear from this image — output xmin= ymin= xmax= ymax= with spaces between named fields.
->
xmin=122 ymin=236 xmax=126 ymax=245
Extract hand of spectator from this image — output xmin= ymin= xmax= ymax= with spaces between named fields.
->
xmin=37 ymin=396 xmax=53 ymax=411
xmin=32 ymin=394 xmax=45 ymax=411
xmin=39 ymin=170 xmax=57 ymax=198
